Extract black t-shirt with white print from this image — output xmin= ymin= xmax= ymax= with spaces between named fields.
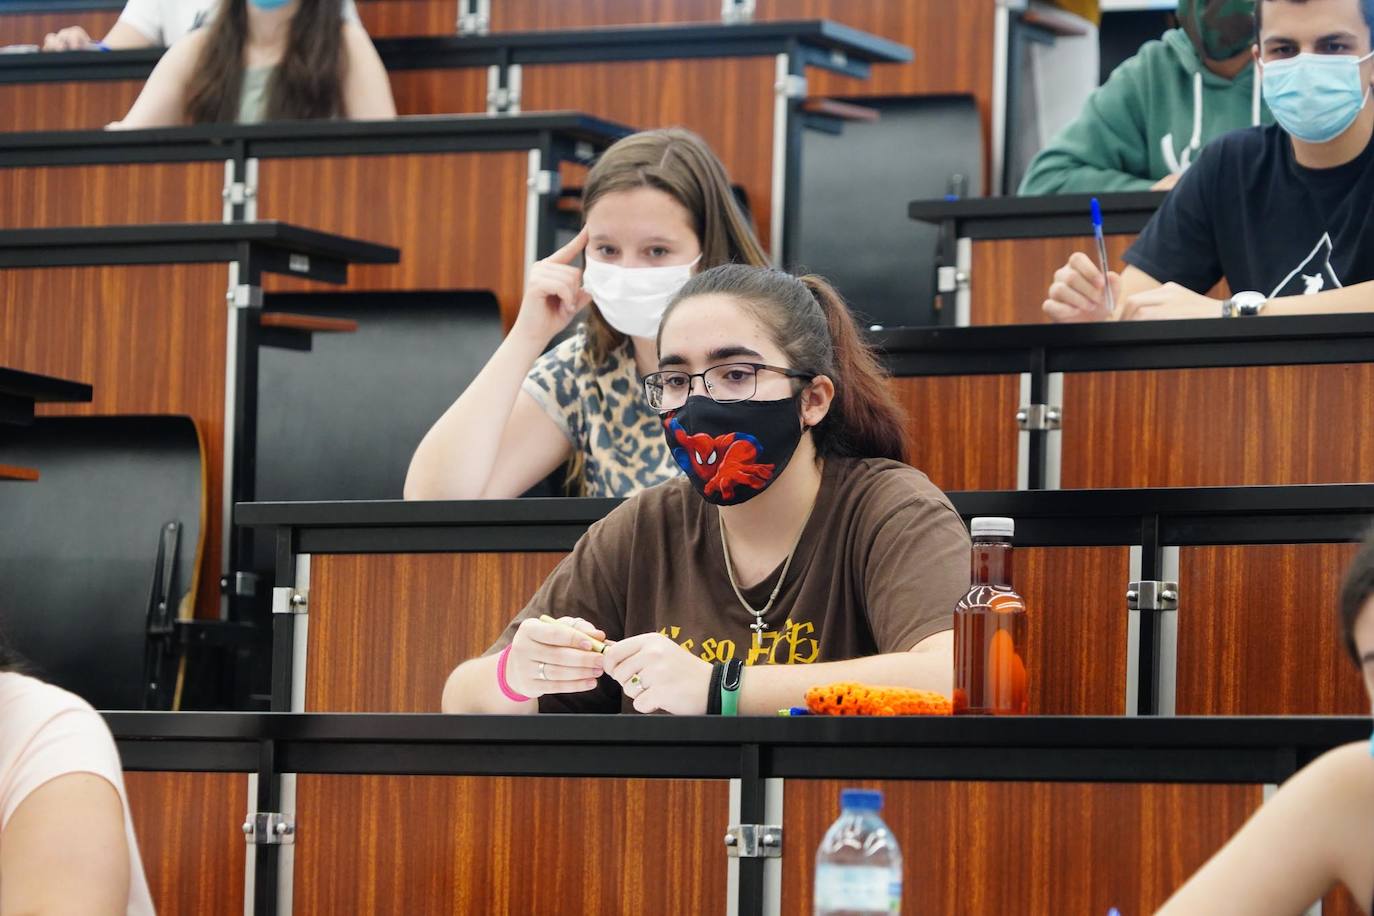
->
xmin=1126 ymin=124 xmax=1374 ymax=299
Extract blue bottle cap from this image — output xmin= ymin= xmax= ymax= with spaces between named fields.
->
xmin=840 ymin=788 xmax=883 ymax=811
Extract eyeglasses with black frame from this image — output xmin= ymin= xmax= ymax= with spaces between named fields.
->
xmin=643 ymin=363 xmax=816 ymax=413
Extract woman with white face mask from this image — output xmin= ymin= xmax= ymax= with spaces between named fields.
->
xmin=406 ymin=129 xmax=770 ymax=499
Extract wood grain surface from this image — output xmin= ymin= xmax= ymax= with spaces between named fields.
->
xmin=255 ymin=150 xmax=528 ymax=324
xmin=1060 ymin=365 xmax=1374 ymax=489
xmin=124 ymin=772 xmax=248 ymax=916
xmin=889 ymin=374 xmax=1021 ymax=492
xmin=0 ymin=264 xmax=227 ymax=617
xmin=0 ymin=162 xmax=221 ymax=228
xmin=1178 ymin=543 xmax=1367 ymax=716
xmin=783 ymin=780 xmax=1263 ymax=916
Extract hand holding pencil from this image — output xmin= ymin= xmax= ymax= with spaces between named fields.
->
xmin=502 ymin=614 xmax=609 ymax=700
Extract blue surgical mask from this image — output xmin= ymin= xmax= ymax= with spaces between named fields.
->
xmin=249 ymin=0 xmax=292 ymax=10
xmin=1261 ymin=51 xmax=1374 ymax=144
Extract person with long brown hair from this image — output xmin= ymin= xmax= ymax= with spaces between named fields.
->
xmin=405 ymin=128 xmax=769 ymax=500
xmin=42 ymin=0 xmax=359 ymax=53
xmin=441 ymin=264 xmax=969 ymax=716
xmin=109 ymin=0 xmax=394 ymax=128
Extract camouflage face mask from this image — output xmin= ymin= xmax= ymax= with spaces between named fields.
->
xmin=1178 ymin=0 xmax=1256 ymax=62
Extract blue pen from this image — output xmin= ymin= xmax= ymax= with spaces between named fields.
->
xmin=91 ymin=41 xmax=111 ymax=51
xmin=1091 ymin=198 xmax=1116 ymax=316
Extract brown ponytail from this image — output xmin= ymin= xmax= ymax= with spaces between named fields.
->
xmin=660 ymin=264 xmax=909 ymax=463
xmin=799 ymin=275 xmax=909 ymax=462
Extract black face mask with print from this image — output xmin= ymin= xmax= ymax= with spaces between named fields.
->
xmin=661 ymin=395 xmax=805 ymax=506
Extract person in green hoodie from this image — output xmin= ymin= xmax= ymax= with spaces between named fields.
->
xmin=1019 ymin=0 xmax=1273 ymax=195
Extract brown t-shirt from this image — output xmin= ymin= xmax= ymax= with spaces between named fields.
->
xmin=485 ymin=456 xmax=971 ymax=713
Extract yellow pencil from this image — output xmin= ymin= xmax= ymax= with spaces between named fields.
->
xmin=538 ymin=615 xmax=608 ymax=653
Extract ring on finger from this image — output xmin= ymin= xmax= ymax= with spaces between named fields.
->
xmin=538 ymin=661 xmax=548 ymax=681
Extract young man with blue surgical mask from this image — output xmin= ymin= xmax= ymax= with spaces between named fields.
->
xmin=1044 ymin=0 xmax=1374 ymax=322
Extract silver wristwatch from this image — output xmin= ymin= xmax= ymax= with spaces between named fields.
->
xmin=1221 ymin=290 xmax=1267 ymax=318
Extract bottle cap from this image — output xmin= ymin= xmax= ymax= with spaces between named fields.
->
xmin=839 ymin=788 xmax=883 ymax=812
xmin=970 ymin=517 xmax=1014 ymax=539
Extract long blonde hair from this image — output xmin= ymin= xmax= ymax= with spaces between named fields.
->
xmin=566 ymin=128 xmax=769 ymax=492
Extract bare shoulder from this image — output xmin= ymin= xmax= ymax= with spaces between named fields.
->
xmin=1300 ymin=742 xmax=1374 ymax=801
xmin=163 ymin=24 xmax=210 ymax=65
xmin=340 ymin=20 xmax=379 ymax=55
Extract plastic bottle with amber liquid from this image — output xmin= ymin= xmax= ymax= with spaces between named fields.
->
xmin=953 ymin=517 xmax=1028 ymax=715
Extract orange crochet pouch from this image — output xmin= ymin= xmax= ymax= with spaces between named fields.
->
xmin=805 ymin=682 xmax=953 ymax=717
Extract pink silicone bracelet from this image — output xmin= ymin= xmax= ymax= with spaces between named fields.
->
xmin=496 ymin=645 xmax=532 ymax=703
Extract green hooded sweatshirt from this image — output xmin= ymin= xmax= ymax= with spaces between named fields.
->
xmin=1018 ymin=28 xmax=1273 ymax=195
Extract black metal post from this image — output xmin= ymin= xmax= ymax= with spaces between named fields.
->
xmin=253 ymin=737 xmax=280 ymax=916
xmin=228 ymin=139 xmax=249 ymax=223
xmin=1136 ymin=514 xmax=1163 ymax=716
xmin=270 ymin=527 xmax=298 ymax=713
xmin=533 ymin=129 xmax=561 ymax=260
xmin=226 ymin=246 xmax=263 ymax=634
xmin=1025 ymin=346 xmax=1050 ymax=491
xmin=737 ymin=743 xmax=767 ymax=916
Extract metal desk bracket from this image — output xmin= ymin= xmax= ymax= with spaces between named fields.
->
xmin=725 ymin=824 xmax=782 ymax=858
xmin=775 ymin=73 xmax=808 ymax=100
xmin=722 ymin=0 xmax=756 ymax=23
xmin=937 ymin=265 xmax=970 ymax=295
xmin=457 ymin=0 xmax=490 ymax=35
xmin=242 ymin=812 xmax=295 ymax=846
xmin=227 ymin=284 xmax=264 ymax=309
xmin=1016 ymin=404 xmax=1062 ymax=431
xmin=272 ymin=586 xmax=308 ymax=615
xmin=1127 ymin=581 xmax=1179 ymax=612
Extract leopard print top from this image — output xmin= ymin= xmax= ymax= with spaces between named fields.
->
xmin=522 ymin=327 xmax=681 ymax=497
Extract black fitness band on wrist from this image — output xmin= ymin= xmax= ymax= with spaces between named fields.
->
xmin=706 ymin=663 xmax=725 ymax=715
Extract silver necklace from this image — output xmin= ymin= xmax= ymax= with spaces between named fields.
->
xmin=717 ymin=488 xmax=819 ymax=634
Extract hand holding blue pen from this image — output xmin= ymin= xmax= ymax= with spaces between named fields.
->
xmin=1091 ymin=198 xmax=1117 ymax=317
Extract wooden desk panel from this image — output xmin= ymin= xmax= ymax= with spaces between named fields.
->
xmin=1019 ymin=547 xmax=1130 ymax=716
xmin=356 ymin=0 xmax=454 ymax=37
xmin=306 ymin=552 xmax=563 ymax=712
xmin=256 ymin=151 xmax=527 ymax=325
xmin=756 ymin=0 xmax=996 ymax=99
xmin=1060 ymin=365 xmax=1374 ymax=489
xmin=890 ymin=374 xmax=1019 ymax=492
xmin=492 ymin=0 xmax=720 ymax=28
xmin=0 ymin=264 xmax=226 ymax=617
xmin=124 ymin=772 xmax=248 ymax=916
xmin=0 ymin=162 xmax=220 ymax=228
xmin=0 ymin=80 xmax=142 ymax=133
xmin=0 ymin=10 xmax=120 ymax=47
xmin=295 ymin=774 xmax=729 ymax=916
xmin=520 ymin=58 xmax=774 ymax=250
xmin=1178 ymin=543 xmax=1366 ymax=716
xmin=300 ymin=552 xmax=726 ymax=915
xmin=496 ymin=0 xmax=997 ymax=193
xmin=784 ymin=780 xmax=1261 ymax=915
xmin=970 ymin=235 xmax=1135 ymax=326
xmin=385 ymin=65 xmax=487 ymax=120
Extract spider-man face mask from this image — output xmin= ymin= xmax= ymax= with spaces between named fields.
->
xmin=663 ymin=395 xmax=805 ymax=506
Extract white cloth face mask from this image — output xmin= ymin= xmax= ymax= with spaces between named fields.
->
xmin=582 ymin=254 xmax=702 ymax=339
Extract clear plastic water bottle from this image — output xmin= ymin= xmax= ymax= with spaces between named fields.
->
xmin=813 ymin=788 xmax=903 ymax=916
